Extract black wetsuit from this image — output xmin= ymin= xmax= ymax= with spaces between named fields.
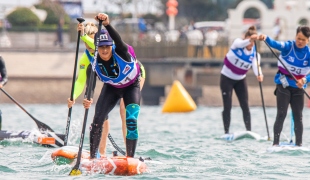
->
xmin=0 ymin=56 xmax=8 ymax=130
xmin=0 ymin=56 xmax=8 ymax=86
xmin=273 ymin=84 xmax=304 ymax=146
xmin=88 ymin=25 xmax=141 ymax=158
xmin=220 ymin=74 xmax=251 ymax=134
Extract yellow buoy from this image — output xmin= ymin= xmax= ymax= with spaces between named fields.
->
xmin=162 ymin=80 xmax=197 ymax=113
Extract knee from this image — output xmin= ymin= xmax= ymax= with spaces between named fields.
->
xmin=125 ymin=104 xmax=140 ymax=140
xmin=125 ymin=104 xmax=140 ymax=120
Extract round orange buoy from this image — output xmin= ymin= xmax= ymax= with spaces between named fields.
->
xmin=51 ymin=146 xmax=147 ymax=176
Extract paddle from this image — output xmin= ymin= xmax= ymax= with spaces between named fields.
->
xmin=0 ymin=109 xmax=2 ymax=130
xmin=64 ymin=17 xmax=85 ymax=146
xmin=69 ymin=19 xmax=103 ymax=176
xmin=290 ymin=111 xmax=295 ymax=144
xmin=0 ymin=88 xmax=54 ymax=132
xmin=254 ymin=41 xmax=271 ymax=141
xmin=108 ymin=133 xmax=126 ymax=156
xmin=263 ymin=40 xmax=310 ymax=99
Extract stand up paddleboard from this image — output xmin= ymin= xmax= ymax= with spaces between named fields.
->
xmin=266 ymin=142 xmax=310 ymax=153
xmin=0 ymin=130 xmax=65 ymax=148
xmin=221 ymin=131 xmax=261 ymax=141
xmin=51 ymin=146 xmax=147 ymax=175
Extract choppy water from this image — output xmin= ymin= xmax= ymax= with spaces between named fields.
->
xmin=1 ymin=104 xmax=310 ymax=179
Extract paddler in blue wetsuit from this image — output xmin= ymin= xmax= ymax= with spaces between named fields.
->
xmin=83 ymin=13 xmax=142 ymax=159
xmin=258 ymin=26 xmax=310 ymax=146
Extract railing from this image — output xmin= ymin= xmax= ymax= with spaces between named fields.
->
xmin=0 ymin=29 xmax=281 ymax=60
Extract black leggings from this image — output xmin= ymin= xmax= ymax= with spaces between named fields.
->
xmin=89 ymin=78 xmax=141 ymax=158
xmin=220 ymin=74 xmax=251 ymax=134
xmin=273 ymin=84 xmax=304 ymax=146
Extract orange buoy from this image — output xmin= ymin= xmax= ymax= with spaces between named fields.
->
xmin=162 ymin=80 xmax=197 ymax=113
xmin=51 ymin=146 xmax=147 ymax=176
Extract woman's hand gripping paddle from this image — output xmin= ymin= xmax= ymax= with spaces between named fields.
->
xmin=64 ymin=17 xmax=85 ymax=146
xmin=69 ymin=19 xmax=103 ymax=176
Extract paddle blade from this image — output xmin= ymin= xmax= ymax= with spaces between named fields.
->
xmin=76 ymin=17 xmax=85 ymax=23
xmin=69 ymin=166 xmax=82 ymax=176
xmin=35 ymin=119 xmax=54 ymax=132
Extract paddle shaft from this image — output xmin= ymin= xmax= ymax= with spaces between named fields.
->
xmin=0 ymin=109 xmax=1 ymax=130
xmin=290 ymin=111 xmax=295 ymax=143
xmin=254 ymin=41 xmax=271 ymax=140
xmin=108 ymin=133 xmax=126 ymax=156
xmin=74 ymin=109 xmax=90 ymax=167
xmin=64 ymin=17 xmax=85 ymax=146
xmin=0 ymin=88 xmax=54 ymax=132
xmin=258 ymin=82 xmax=271 ymax=140
xmin=264 ymin=40 xmax=310 ymax=99
xmin=70 ymin=19 xmax=103 ymax=175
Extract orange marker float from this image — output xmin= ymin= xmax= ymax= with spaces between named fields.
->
xmin=51 ymin=146 xmax=147 ymax=176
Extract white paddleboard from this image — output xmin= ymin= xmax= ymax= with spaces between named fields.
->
xmin=266 ymin=142 xmax=310 ymax=153
xmin=221 ymin=131 xmax=261 ymax=141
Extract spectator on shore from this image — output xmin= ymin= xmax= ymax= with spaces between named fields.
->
xmin=272 ymin=18 xmax=282 ymax=41
xmin=138 ymin=17 xmax=147 ymax=40
xmin=205 ymin=28 xmax=219 ymax=58
xmin=54 ymin=16 xmax=64 ymax=47
xmin=188 ymin=20 xmax=196 ymax=31
xmin=186 ymin=28 xmax=204 ymax=57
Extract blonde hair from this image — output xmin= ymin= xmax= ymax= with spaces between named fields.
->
xmin=84 ymin=22 xmax=98 ymax=36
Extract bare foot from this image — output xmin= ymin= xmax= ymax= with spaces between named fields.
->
xmin=100 ymin=154 xmax=106 ymax=158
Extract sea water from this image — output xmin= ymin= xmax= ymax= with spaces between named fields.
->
xmin=0 ymin=104 xmax=310 ymax=179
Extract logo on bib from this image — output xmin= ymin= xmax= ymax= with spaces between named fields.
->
xmin=288 ymin=56 xmax=294 ymax=62
xmin=122 ymin=65 xmax=131 ymax=74
xmin=303 ymin=61 xmax=308 ymax=66
xmin=237 ymin=50 xmax=242 ymax=56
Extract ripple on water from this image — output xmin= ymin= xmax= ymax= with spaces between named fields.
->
xmin=1 ymin=105 xmax=310 ymax=179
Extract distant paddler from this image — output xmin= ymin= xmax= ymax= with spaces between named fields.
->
xmin=220 ymin=26 xmax=263 ymax=134
xmin=0 ymin=55 xmax=8 ymax=130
